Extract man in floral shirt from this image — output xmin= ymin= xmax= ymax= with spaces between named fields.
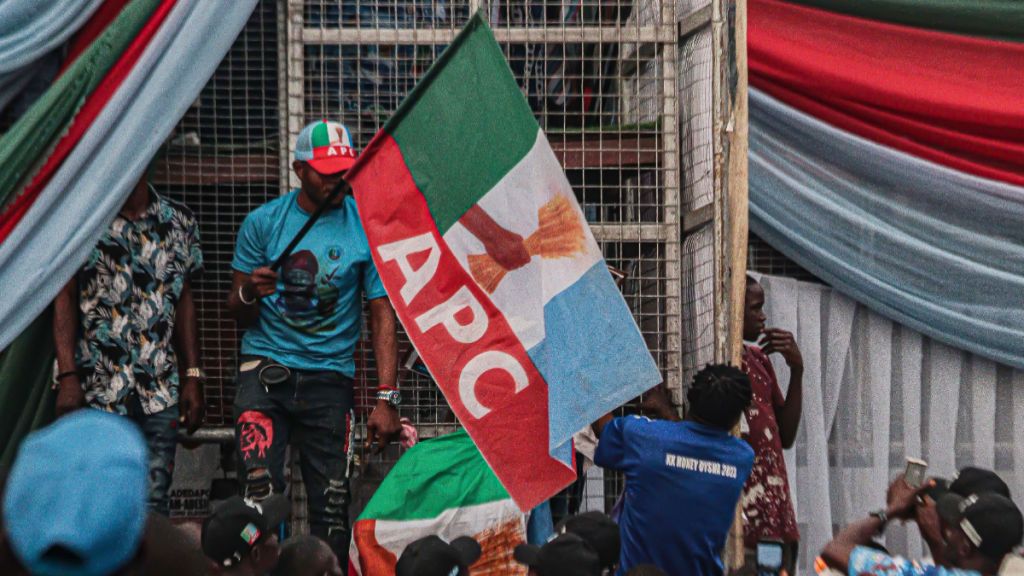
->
xmin=739 ymin=275 xmax=802 ymax=574
xmin=52 ymin=169 xmax=205 ymax=516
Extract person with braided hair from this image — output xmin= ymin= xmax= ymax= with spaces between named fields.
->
xmin=592 ymin=364 xmax=755 ymax=576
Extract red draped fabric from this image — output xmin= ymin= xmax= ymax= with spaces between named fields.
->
xmin=749 ymin=0 xmax=1024 ymax=186
xmin=0 ymin=0 xmax=176 ymax=241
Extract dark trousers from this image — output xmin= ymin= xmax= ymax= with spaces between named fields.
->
xmin=119 ymin=403 xmax=179 ymax=516
xmin=233 ymin=356 xmax=355 ymax=559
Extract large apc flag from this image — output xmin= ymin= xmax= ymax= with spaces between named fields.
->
xmin=346 ymin=12 xmax=661 ymax=510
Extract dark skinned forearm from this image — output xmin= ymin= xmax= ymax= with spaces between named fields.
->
xmin=776 ymin=367 xmax=803 ymax=449
xmin=368 ymin=298 xmax=398 ymax=390
xmin=174 ymin=281 xmax=200 ymax=373
xmin=227 ymin=270 xmax=260 ymax=328
xmin=821 ymin=513 xmax=889 ymax=573
xmin=591 ymin=413 xmax=614 ymax=438
xmin=53 ymin=277 xmax=80 ymax=374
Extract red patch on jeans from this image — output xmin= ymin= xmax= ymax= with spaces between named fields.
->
xmin=343 ymin=411 xmax=352 ymax=458
xmin=238 ymin=411 xmax=274 ymax=460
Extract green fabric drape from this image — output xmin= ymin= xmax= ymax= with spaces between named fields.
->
xmin=0 ymin=308 xmax=55 ymax=471
xmin=787 ymin=0 xmax=1024 ymax=42
xmin=0 ymin=0 xmax=159 ymax=210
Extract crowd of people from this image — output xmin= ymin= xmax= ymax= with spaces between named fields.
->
xmin=2 ymin=374 xmax=1022 ymax=576
xmin=0 ymin=117 xmax=1021 ymax=576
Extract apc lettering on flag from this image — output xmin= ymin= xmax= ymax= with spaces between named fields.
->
xmin=346 ymin=12 xmax=662 ymax=511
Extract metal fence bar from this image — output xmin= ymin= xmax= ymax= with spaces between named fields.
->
xmin=301 ymin=25 xmax=674 ymax=43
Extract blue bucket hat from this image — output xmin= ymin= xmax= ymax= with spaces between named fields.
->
xmin=2 ymin=410 xmax=148 ymax=576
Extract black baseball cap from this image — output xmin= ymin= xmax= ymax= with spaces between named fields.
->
xmin=556 ymin=512 xmax=621 ymax=570
xmin=201 ymin=495 xmax=289 ymax=568
xmin=937 ymin=493 xmax=1024 ymax=560
xmin=514 ymin=533 xmax=602 ymax=576
xmin=395 ymin=535 xmax=481 ymax=576
xmin=927 ymin=467 xmax=1010 ymax=502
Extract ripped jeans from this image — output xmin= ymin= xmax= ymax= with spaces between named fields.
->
xmin=233 ymin=356 xmax=355 ymax=557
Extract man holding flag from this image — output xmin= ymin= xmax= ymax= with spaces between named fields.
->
xmin=226 ymin=120 xmax=402 ymax=558
xmin=346 ymin=12 xmax=662 ymax=511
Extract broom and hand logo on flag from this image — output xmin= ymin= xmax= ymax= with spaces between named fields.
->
xmin=346 ymin=12 xmax=661 ymax=512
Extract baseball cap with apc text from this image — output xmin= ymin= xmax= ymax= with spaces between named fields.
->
xmin=294 ymin=120 xmax=358 ymax=175
xmin=1 ymin=410 xmax=149 ymax=576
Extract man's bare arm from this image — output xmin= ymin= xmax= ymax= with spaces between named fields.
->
xmin=591 ymin=413 xmax=614 ymax=438
xmin=53 ymin=277 xmax=85 ymax=416
xmin=764 ymin=328 xmax=803 ymax=449
xmin=53 ymin=278 xmax=79 ymax=376
xmin=368 ymin=297 xmax=398 ymax=390
xmin=365 ymin=297 xmax=401 ymax=452
xmin=227 ymin=269 xmax=277 ymax=328
xmin=175 ymin=281 xmax=204 ymax=433
xmin=820 ymin=516 xmax=886 ymax=573
xmin=175 ymin=281 xmax=201 ymax=375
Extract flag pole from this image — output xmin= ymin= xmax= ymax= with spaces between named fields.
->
xmin=269 ymin=178 xmax=351 ymax=271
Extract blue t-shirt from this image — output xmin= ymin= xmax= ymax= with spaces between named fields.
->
xmin=231 ymin=191 xmax=386 ymax=375
xmin=847 ymin=546 xmax=981 ymax=576
xmin=594 ymin=417 xmax=754 ymax=576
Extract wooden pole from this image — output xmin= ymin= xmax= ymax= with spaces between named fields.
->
xmin=724 ymin=0 xmax=750 ymax=570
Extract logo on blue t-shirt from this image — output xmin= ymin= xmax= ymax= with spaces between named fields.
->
xmin=276 ymin=249 xmax=342 ymax=333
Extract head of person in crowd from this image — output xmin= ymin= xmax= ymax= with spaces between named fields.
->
xmin=272 ymin=535 xmax=342 ymax=576
xmin=743 ymin=274 xmax=767 ymax=342
xmin=555 ymin=512 xmax=620 ymax=573
xmin=1 ymin=411 xmax=149 ymax=576
xmin=201 ymin=494 xmax=288 ymax=576
xmin=686 ymin=363 xmax=753 ymax=431
xmin=292 ymin=120 xmax=359 ymax=208
xmin=625 ymin=565 xmax=668 ymax=576
xmin=927 ymin=466 xmax=1011 ymax=502
xmin=395 ymin=534 xmax=481 ymax=576
xmin=936 ymin=492 xmax=1023 ymax=573
xmin=515 ymin=533 xmax=602 ymax=576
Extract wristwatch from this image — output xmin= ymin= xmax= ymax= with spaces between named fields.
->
xmin=376 ymin=388 xmax=402 ymax=408
xmin=869 ymin=509 xmax=889 ymax=534
xmin=186 ymin=367 xmax=207 ymax=381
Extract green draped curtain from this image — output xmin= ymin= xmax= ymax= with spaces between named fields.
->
xmin=0 ymin=309 xmax=55 ymax=470
xmin=788 ymin=0 xmax=1024 ymax=42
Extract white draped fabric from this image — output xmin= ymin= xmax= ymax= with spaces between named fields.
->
xmin=754 ymin=274 xmax=1024 ymax=572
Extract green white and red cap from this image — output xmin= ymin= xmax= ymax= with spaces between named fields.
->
xmin=294 ymin=120 xmax=358 ymax=174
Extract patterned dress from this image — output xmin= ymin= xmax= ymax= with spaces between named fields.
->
xmin=740 ymin=344 xmax=800 ymax=546
xmin=75 ymin=192 xmax=202 ymax=415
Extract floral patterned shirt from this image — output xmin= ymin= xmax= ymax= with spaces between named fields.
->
xmin=847 ymin=546 xmax=979 ymax=576
xmin=75 ymin=192 xmax=202 ymax=415
xmin=740 ymin=344 xmax=800 ymax=546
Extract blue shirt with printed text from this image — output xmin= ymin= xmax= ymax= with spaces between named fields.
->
xmin=594 ymin=417 xmax=754 ymax=576
xmin=232 ymin=191 xmax=386 ymax=376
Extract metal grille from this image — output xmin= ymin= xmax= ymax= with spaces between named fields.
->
xmin=747 ymin=232 xmax=823 ymax=283
xmin=678 ymin=2 xmax=715 ymax=392
xmin=154 ymin=2 xmax=281 ymax=426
